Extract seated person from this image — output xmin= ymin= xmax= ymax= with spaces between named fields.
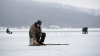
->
xmin=82 ymin=27 xmax=88 ymax=34
xmin=29 ymin=20 xmax=46 ymax=46
xmin=6 ymin=28 xmax=13 ymax=34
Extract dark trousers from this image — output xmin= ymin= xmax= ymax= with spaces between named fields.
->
xmin=6 ymin=31 xmax=12 ymax=34
xmin=35 ymin=33 xmax=46 ymax=43
xmin=82 ymin=31 xmax=88 ymax=34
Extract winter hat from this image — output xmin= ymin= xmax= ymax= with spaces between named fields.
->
xmin=36 ymin=20 xmax=42 ymax=25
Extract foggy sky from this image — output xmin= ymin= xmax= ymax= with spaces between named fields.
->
xmin=33 ymin=0 xmax=100 ymax=9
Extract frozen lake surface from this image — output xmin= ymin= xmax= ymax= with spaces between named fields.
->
xmin=0 ymin=29 xmax=100 ymax=56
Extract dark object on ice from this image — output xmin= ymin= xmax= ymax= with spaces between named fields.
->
xmin=6 ymin=28 xmax=13 ymax=34
xmin=82 ymin=27 xmax=88 ymax=34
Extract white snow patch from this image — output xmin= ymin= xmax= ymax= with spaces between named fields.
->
xmin=0 ymin=29 xmax=100 ymax=56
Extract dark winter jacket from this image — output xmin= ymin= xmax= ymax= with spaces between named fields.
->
xmin=6 ymin=28 xmax=9 ymax=33
xmin=29 ymin=22 xmax=42 ymax=40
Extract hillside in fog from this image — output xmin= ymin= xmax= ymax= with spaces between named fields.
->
xmin=0 ymin=0 xmax=100 ymax=28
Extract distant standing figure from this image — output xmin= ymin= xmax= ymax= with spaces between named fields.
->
xmin=82 ymin=27 xmax=88 ymax=34
xmin=29 ymin=20 xmax=46 ymax=46
xmin=6 ymin=28 xmax=12 ymax=34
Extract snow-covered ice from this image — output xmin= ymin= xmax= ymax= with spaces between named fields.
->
xmin=0 ymin=29 xmax=100 ymax=56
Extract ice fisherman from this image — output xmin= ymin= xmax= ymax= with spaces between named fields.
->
xmin=29 ymin=20 xmax=46 ymax=46
xmin=82 ymin=27 xmax=88 ymax=34
xmin=6 ymin=28 xmax=13 ymax=34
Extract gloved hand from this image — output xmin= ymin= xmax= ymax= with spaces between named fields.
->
xmin=34 ymin=40 xmax=40 ymax=46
